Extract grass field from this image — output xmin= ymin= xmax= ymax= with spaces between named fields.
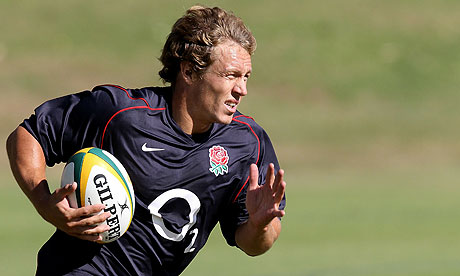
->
xmin=2 ymin=0 xmax=460 ymax=275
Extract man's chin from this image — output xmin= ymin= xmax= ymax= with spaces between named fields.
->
xmin=217 ymin=115 xmax=234 ymax=125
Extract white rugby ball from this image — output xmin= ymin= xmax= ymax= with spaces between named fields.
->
xmin=61 ymin=147 xmax=135 ymax=243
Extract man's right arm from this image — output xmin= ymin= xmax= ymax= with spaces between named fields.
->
xmin=6 ymin=126 xmax=110 ymax=242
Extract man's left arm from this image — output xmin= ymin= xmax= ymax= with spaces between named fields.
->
xmin=235 ymin=163 xmax=286 ymax=256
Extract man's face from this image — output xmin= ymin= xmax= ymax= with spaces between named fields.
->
xmin=189 ymin=41 xmax=252 ymax=128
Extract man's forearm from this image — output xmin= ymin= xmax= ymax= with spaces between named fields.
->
xmin=235 ymin=217 xmax=282 ymax=256
xmin=6 ymin=126 xmax=51 ymax=210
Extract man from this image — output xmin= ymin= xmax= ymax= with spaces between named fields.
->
xmin=7 ymin=6 xmax=286 ymax=275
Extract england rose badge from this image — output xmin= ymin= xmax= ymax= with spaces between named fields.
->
xmin=208 ymin=145 xmax=229 ymax=176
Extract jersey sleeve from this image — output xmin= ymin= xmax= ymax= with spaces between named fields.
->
xmin=20 ymin=86 xmax=133 ymax=166
xmin=219 ymin=124 xmax=286 ymax=247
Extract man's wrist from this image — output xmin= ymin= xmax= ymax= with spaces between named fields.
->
xmin=29 ymin=179 xmax=52 ymax=214
xmin=246 ymin=216 xmax=271 ymax=234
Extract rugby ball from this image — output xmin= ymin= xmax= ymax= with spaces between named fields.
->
xmin=61 ymin=147 xmax=135 ymax=243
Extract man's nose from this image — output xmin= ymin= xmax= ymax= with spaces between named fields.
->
xmin=233 ymin=78 xmax=248 ymax=96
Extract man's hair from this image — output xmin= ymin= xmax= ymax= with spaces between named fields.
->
xmin=159 ymin=6 xmax=256 ymax=84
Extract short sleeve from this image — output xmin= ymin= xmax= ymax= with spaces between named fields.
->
xmin=219 ymin=126 xmax=286 ymax=246
xmin=20 ymin=88 xmax=123 ymax=166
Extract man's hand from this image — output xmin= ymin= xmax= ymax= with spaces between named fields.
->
xmin=37 ymin=182 xmax=110 ymax=242
xmin=7 ymin=126 xmax=109 ymax=242
xmin=235 ymin=163 xmax=286 ymax=256
xmin=246 ymin=163 xmax=285 ymax=228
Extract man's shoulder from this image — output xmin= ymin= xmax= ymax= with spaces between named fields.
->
xmin=91 ymin=84 xmax=171 ymax=109
xmin=230 ymin=111 xmax=265 ymax=134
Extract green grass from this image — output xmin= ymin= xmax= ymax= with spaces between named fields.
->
xmin=4 ymin=167 xmax=460 ymax=276
xmin=184 ymin=166 xmax=460 ymax=276
xmin=0 ymin=179 xmax=54 ymax=276
xmin=2 ymin=0 xmax=460 ymax=275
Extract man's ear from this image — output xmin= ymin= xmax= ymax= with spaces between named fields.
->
xmin=180 ymin=62 xmax=195 ymax=84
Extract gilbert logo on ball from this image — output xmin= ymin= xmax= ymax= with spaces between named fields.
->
xmin=61 ymin=147 xmax=135 ymax=243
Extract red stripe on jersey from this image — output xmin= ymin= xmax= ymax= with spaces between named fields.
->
xmin=233 ymin=176 xmax=250 ymax=204
xmin=100 ymin=106 xmax=165 ymax=148
xmin=231 ymin=117 xmax=261 ymax=203
xmin=103 ymin=84 xmax=151 ymax=107
xmin=233 ymin=114 xmax=254 ymax=121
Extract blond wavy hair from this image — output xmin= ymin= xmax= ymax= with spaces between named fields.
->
xmin=159 ymin=6 xmax=256 ymax=84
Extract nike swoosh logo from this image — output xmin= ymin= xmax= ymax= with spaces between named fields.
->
xmin=142 ymin=143 xmax=165 ymax=152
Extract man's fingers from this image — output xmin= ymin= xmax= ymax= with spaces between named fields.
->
xmin=68 ymin=210 xmax=110 ymax=226
xmin=71 ymin=204 xmax=107 ymax=218
xmin=66 ymin=211 xmax=111 ymax=241
xmin=274 ymin=180 xmax=286 ymax=204
xmin=74 ymin=222 xmax=110 ymax=235
xmin=72 ymin=222 xmax=110 ymax=242
xmin=265 ymin=163 xmax=275 ymax=189
xmin=273 ymin=169 xmax=284 ymax=193
xmin=248 ymin=164 xmax=259 ymax=191
xmin=54 ymin=182 xmax=77 ymax=200
xmin=249 ymin=163 xmax=277 ymax=192
xmin=65 ymin=205 xmax=109 ymax=235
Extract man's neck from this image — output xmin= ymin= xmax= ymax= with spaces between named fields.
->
xmin=171 ymin=85 xmax=211 ymax=135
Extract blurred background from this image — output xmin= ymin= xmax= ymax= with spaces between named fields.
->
xmin=2 ymin=0 xmax=460 ymax=275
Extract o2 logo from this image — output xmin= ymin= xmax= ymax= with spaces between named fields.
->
xmin=148 ymin=189 xmax=200 ymax=253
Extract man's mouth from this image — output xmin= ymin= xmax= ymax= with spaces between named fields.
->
xmin=225 ymin=102 xmax=237 ymax=108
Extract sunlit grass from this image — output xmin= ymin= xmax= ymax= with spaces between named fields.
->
xmin=2 ymin=0 xmax=460 ymax=275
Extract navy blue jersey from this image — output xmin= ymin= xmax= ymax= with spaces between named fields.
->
xmin=21 ymin=85 xmax=286 ymax=276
